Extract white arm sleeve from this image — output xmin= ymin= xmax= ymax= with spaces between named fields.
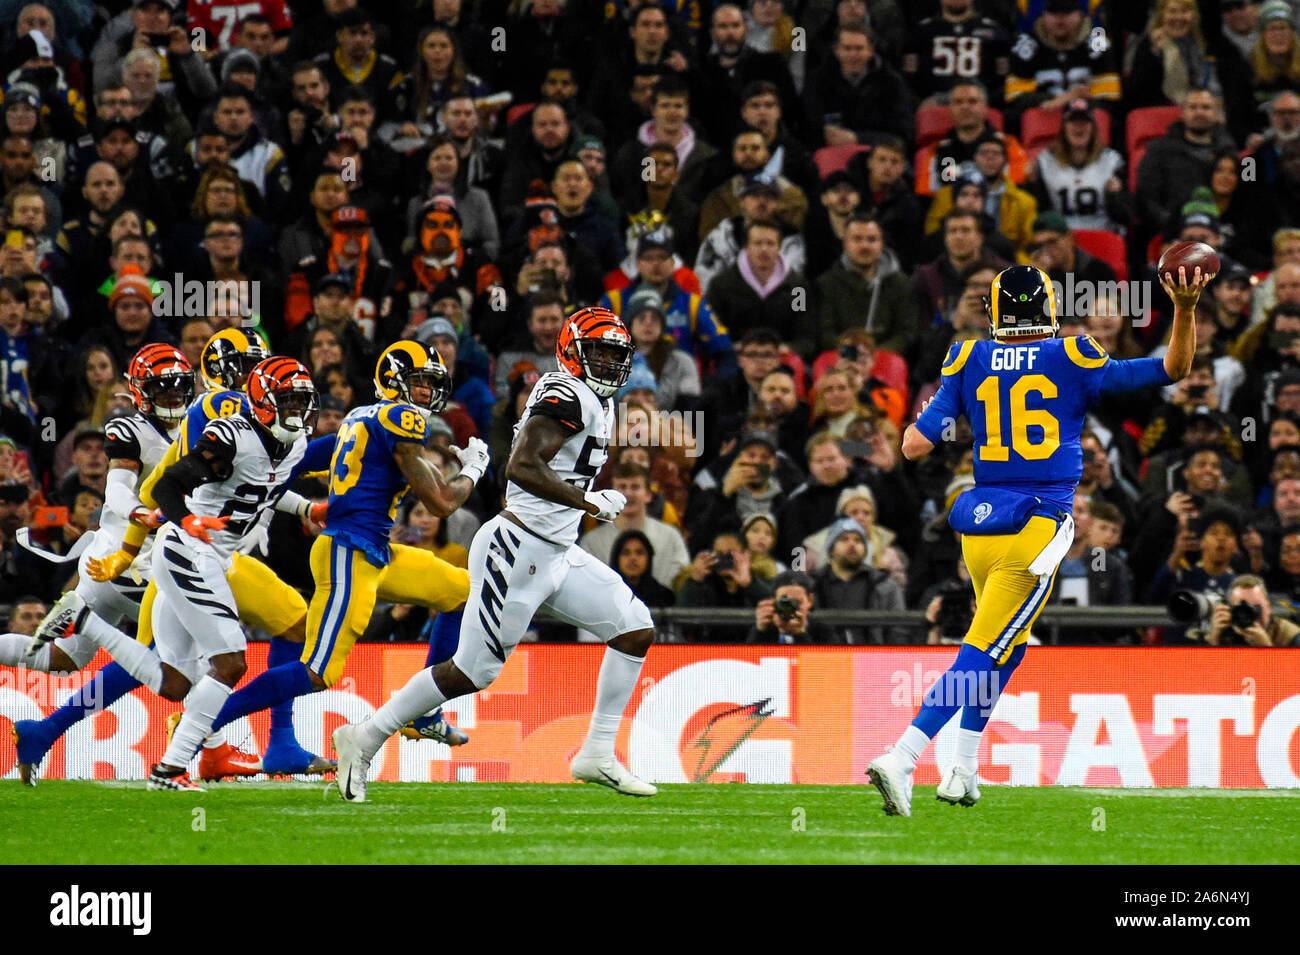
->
xmin=275 ymin=490 xmax=310 ymax=518
xmin=105 ymin=466 xmax=143 ymax=521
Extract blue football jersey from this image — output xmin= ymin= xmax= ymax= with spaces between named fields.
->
xmin=179 ymin=389 xmax=251 ymax=453
xmin=916 ymin=335 xmax=1170 ymax=510
xmin=323 ymin=401 xmax=428 ymax=565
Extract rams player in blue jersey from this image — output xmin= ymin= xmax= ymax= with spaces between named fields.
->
xmin=867 ymin=263 xmax=1212 ymax=816
xmin=203 ymin=341 xmax=482 ymax=746
xmin=55 ymin=328 xmax=337 ymax=780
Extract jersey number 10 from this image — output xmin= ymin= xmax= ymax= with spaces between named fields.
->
xmin=974 ymin=374 xmax=1061 ymax=461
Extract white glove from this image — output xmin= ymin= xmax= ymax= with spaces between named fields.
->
xmin=452 ymin=436 xmax=490 ymax=485
xmin=584 ymin=489 xmax=627 ymax=522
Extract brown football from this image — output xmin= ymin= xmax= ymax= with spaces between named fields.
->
xmin=1158 ymin=240 xmax=1221 ymax=282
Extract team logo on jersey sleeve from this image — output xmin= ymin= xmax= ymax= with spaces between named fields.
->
xmin=974 ymin=502 xmax=992 ymax=525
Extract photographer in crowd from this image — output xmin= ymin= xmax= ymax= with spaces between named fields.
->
xmin=748 ymin=571 xmax=836 ymax=645
xmin=1200 ymin=575 xmax=1300 ymax=647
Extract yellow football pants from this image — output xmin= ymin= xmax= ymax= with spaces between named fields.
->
xmin=960 ymin=515 xmax=1060 ymax=665
xmin=302 ymin=536 xmax=471 ymax=686
xmin=135 ymin=552 xmax=308 ymax=647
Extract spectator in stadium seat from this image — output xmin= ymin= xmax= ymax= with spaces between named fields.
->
xmin=77 ymin=264 xmax=173 ymax=372
xmin=54 ymin=161 xmax=122 ymax=293
xmin=1134 ymin=88 xmax=1237 ymax=236
xmin=698 ymin=129 xmax=807 ymax=240
xmin=1004 ymin=0 xmax=1121 ymax=123
xmin=808 ymin=516 xmax=907 ymax=644
xmin=5 ymin=594 xmax=46 ymax=637
xmin=498 ymin=101 xmax=575 ymax=224
xmin=1221 ymin=0 xmax=1262 ymax=62
xmin=54 ymin=426 xmax=106 ymax=502
xmin=902 ymin=0 xmax=1011 ymax=109
xmin=1242 ymin=90 xmax=1300 ymax=184
xmin=1266 ymin=526 xmax=1300 ymax=616
xmin=623 ymin=288 xmax=700 ymax=413
xmin=706 ymin=219 xmax=811 ymax=356
xmin=1149 ymin=302 xmax=1246 ymax=411
xmin=1077 ymin=429 xmax=1141 ymax=540
xmin=1145 ymin=503 xmax=1246 ymax=621
xmin=803 ymin=171 xmax=862 ymax=280
xmin=587 ymin=4 xmax=696 ymax=140
xmin=802 ymin=23 xmax=912 ymax=148
xmin=601 ymin=231 xmax=736 ymax=378
xmin=92 ymin=9 xmax=216 ymax=114
xmin=917 ymin=173 xmax=1016 ymax=265
xmin=700 ymin=328 xmax=784 ymax=461
xmin=914 ymin=79 xmax=1027 ymax=197
xmin=925 ymin=134 xmax=1038 ymax=259
xmin=1023 ymin=98 xmax=1131 ymax=233
xmin=1204 ymin=153 xmax=1274 ymax=271
xmin=1230 ymin=302 xmax=1300 ymax=425
xmin=494 ymin=288 xmax=565 ymax=401
xmin=620 ymin=141 xmax=702 ymax=266
xmin=912 ymin=209 xmax=1007 ymax=330
xmin=696 ymin=6 xmax=801 ymax=143
xmin=696 ymin=173 xmax=805 ymax=293
xmin=1244 ymin=230 xmax=1300 ymax=328
xmin=610 ymin=529 xmax=678 ymax=620
xmin=551 ymin=159 xmax=623 ymax=274
xmin=610 ymin=74 xmax=717 ymax=212
xmin=814 ymin=213 xmax=917 ymax=357
xmin=435 ymin=95 xmax=505 ymax=199
xmin=1124 ymin=0 xmax=1254 ymax=143
xmin=581 ymin=462 xmax=690 ymax=590
xmin=679 ymin=530 xmax=775 ymax=643
xmin=391 ymin=24 xmax=490 ymax=134
xmin=776 ymin=432 xmax=867 ymax=560
xmin=743 ymin=0 xmax=805 ymax=90
xmin=1251 ymin=476 xmax=1300 ymax=556
xmin=311 ymin=7 xmax=403 ymax=116
xmin=914 ymin=261 xmax=998 ymax=386
xmin=1203 ymin=574 xmax=1300 ymax=646
xmin=685 ymin=430 xmax=793 ymax=552
xmin=800 ymin=482 xmax=903 ymax=573
xmin=1047 ymin=492 xmax=1135 ymax=642
xmin=748 ymin=571 xmax=836 ymax=645
xmin=738 ymin=80 xmax=819 ymax=195
xmin=844 ymin=136 xmax=924 ymax=271
xmin=1246 ymin=1 xmax=1300 ymax=106
xmin=281 ymin=272 xmax=375 ymax=385
xmin=1025 ymin=211 xmax=1116 ymax=282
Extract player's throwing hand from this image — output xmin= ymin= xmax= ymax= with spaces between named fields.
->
xmin=1159 ymin=265 xmax=1216 ymax=309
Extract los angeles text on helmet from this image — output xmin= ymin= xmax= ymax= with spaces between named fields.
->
xmin=150 ymin=275 xmax=261 ymax=320
xmin=1049 ymin=275 xmax=1152 ymax=327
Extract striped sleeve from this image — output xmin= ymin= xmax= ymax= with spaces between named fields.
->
xmin=104 ymin=417 xmax=142 ymax=464
xmin=529 ymin=377 xmax=584 ymax=432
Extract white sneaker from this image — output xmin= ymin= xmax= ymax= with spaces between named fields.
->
xmin=866 ymin=750 xmax=914 ymax=817
xmin=571 ymin=753 xmax=657 ymax=796
xmin=27 ymin=591 xmax=88 ymax=657
xmin=332 ymin=724 xmax=371 ymax=803
xmin=937 ymin=765 xmax=981 ymax=806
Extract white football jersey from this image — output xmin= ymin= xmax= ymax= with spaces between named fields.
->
xmin=1034 ymin=148 xmax=1125 ymax=231
xmin=94 ymin=412 xmax=177 ymax=568
xmin=505 ymin=371 xmax=610 ymax=545
xmin=185 ymin=414 xmax=306 ymax=560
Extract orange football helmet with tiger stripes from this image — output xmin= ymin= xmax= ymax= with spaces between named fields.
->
xmin=555 ymin=305 xmax=634 ymax=398
xmin=126 ymin=343 xmax=194 ymax=425
xmin=246 ymin=357 xmax=318 ymax=444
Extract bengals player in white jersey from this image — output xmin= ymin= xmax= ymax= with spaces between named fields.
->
xmin=332 ymin=306 xmax=659 ymax=801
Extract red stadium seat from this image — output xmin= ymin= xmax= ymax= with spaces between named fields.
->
xmin=1020 ymin=107 xmax=1112 ymax=151
xmin=1073 ymin=229 xmax=1128 ymax=283
xmin=779 ymin=351 xmax=808 ymax=398
xmin=813 ymin=144 xmax=871 ymax=179
xmin=916 ymin=105 xmax=1004 ymax=148
xmin=1125 ymin=106 xmax=1180 ymax=159
xmin=506 ymin=102 xmax=536 ymax=127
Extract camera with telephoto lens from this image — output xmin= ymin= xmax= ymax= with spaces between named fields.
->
xmin=774 ymin=594 xmax=800 ymax=621
xmin=1167 ymin=589 xmax=1222 ymax=626
xmin=934 ymin=580 xmax=974 ymax=637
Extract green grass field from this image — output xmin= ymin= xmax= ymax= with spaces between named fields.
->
xmin=3 ymin=781 xmax=1298 ymax=864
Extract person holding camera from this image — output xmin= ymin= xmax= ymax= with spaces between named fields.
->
xmin=677 ymin=530 xmax=774 ymax=643
xmin=1203 ymin=575 xmax=1300 ymax=647
xmin=748 ymin=571 xmax=837 ymax=645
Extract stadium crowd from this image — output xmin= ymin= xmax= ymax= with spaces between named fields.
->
xmin=0 ymin=0 xmax=1298 ymax=647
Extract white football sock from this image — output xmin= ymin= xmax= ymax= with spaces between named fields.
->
xmin=162 ymin=677 xmax=230 ymax=770
xmin=202 ymin=730 xmax=226 ymax=749
xmin=0 ymin=633 xmax=40 ymax=669
xmin=361 ymin=667 xmax=447 ymax=756
xmin=956 ymin=727 xmax=982 ymax=773
xmin=893 ymin=726 xmax=930 ymax=771
xmin=579 ymin=646 xmax=644 ymax=759
xmin=80 ymin=614 xmax=163 ymax=694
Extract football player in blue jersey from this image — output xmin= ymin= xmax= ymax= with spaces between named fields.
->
xmin=200 ymin=341 xmax=481 ymax=748
xmin=867 ymin=262 xmax=1213 ymax=816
